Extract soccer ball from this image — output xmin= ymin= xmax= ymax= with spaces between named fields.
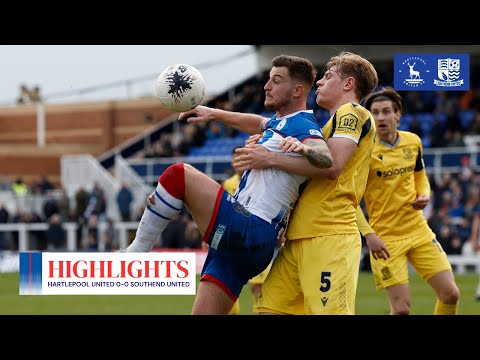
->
xmin=155 ymin=64 xmax=205 ymax=112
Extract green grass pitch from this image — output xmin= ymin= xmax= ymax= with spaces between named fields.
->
xmin=1 ymin=271 xmax=479 ymax=314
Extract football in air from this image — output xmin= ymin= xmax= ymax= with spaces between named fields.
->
xmin=155 ymin=64 xmax=205 ymax=112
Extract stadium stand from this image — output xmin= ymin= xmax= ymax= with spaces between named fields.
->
xmin=1 ymin=46 xmax=480 ymax=270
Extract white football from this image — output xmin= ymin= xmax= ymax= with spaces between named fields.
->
xmin=155 ymin=64 xmax=205 ymax=112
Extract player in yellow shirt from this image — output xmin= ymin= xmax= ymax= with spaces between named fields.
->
xmin=201 ymin=51 xmax=378 ymax=314
xmin=356 ymin=86 xmax=460 ymax=315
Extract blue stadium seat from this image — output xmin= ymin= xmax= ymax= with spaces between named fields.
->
xmin=458 ymin=110 xmax=475 ymax=130
xmin=400 ymin=113 xmax=414 ymax=127
xmin=435 ymin=112 xmax=447 ymax=124
xmin=421 ymin=136 xmax=431 ymax=148
xmin=188 ymin=147 xmax=203 ymax=156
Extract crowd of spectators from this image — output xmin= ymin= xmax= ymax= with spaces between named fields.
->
xmin=0 ymin=175 xmax=203 ymax=252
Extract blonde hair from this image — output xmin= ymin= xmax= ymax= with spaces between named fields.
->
xmin=326 ymin=51 xmax=378 ymax=102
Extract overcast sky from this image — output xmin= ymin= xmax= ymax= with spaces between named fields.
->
xmin=0 ymin=45 xmax=259 ymax=106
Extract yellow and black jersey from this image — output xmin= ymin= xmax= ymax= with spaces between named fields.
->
xmin=287 ymin=102 xmax=376 ymax=239
xmin=362 ymin=130 xmax=434 ymax=242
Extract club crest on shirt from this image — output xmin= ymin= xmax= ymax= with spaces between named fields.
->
xmin=381 ymin=266 xmax=392 ymax=280
xmin=337 ymin=113 xmax=358 ymax=133
xmin=403 ymin=147 xmax=413 ymax=160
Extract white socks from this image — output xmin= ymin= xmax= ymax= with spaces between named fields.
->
xmin=126 ymin=182 xmax=182 ymax=252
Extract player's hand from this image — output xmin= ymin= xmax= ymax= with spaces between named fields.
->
xmin=365 ymin=233 xmax=390 ymax=260
xmin=245 ymin=134 xmax=262 ymax=147
xmin=279 ymin=136 xmax=307 ymax=155
xmin=411 ymin=194 xmax=429 ymax=210
xmin=178 ymin=105 xmax=214 ymax=124
xmin=234 ymin=145 xmax=273 ymax=171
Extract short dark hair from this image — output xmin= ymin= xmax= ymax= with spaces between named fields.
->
xmin=364 ymin=86 xmax=403 ymax=114
xmin=272 ymin=55 xmax=317 ymax=89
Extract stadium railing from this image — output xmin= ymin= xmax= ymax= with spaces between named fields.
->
xmin=447 ymin=255 xmax=480 ymax=274
xmin=1 ymin=221 xmax=477 ymax=275
xmin=0 ymin=221 xmax=139 ymax=252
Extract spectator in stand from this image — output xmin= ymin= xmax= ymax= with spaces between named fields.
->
xmin=55 ymin=188 xmax=71 ymax=222
xmin=103 ymin=218 xmax=117 ymax=250
xmin=429 ymin=117 xmax=446 ymax=148
xmin=0 ymin=202 xmax=10 ymax=250
xmin=116 ymin=182 xmax=134 ymax=222
xmin=183 ymin=217 xmax=202 ymax=249
xmin=159 ymin=213 xmax=185 ymax=248
xmin=448 ymin=130 xmax=466 ymax=147
xmin=466 ymin=112 xmax=480 ymax=135
xmin=46 ymin=213 xmax=66 ymax=250
xmin=84 ymin=183 xmax=107 ymax=222
xmin=11 ymin=177 xmax=28 ymax=195
xmin=407 ymin=117 xmax=423 ymax=139
xmin=86 ymin=214 xmax=99 ymax=250
xmin=74 ymin=186 xmax=90 ymax=249
xmin=42 ymin=190 xmax=59 ymax=220
xmin=38 ymin=175 xmax=55 ymax=195
xmin=206 ymin=121 xmax=225 ymax=140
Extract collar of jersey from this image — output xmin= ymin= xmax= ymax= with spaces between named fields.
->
xmin=276 ymin=109 xmax=314 ymax=120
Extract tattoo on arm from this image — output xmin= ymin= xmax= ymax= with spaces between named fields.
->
xmin=304 ymin=140 xmax=332 ymax=168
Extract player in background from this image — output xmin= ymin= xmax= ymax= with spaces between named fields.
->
xmin=185 ymin=51 xmax=378 ymax=314
xmin=126 ymin=55 xmax=333 ymax=315
xmin=469 ymin=208 xmax=480 ymax=301
xmin=356 ymin=86 xmax=460 ymax=315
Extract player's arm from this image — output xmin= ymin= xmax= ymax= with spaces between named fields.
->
xmin=178 ymin=105 xmax=268 ymax=135
xmin=355 ymin=205 xmax=390 ymax=260
xmin=279 ymin=137 xmax=333 ymax=168
xmin=235 ymin=137 xmax=356 ymax=180
xmin=411 ymin=151 xmax=431 ymax=210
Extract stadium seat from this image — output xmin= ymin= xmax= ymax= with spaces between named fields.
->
xmin=458 ymin=110 xmax=475 ymax=130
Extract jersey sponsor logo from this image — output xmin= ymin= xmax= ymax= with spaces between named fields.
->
xmin=321 ymin=296 xmax=329 ymax=306
xmin=233 ymin=201 xmax=251 ymax=217
xmin=337 ymin=113 xmax=358 ymax=132
xmin=309 ymin=129 xmax=322 ymax=136
xmin=210 ymin=224 xmax=227 ymax=249
xmin=377 ymin=153 xmax=383 ymax=160
xmin=377 ymin=165 xmax=415 ymax=177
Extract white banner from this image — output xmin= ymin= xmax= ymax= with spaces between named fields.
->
xmin=19 ymin=252 xmax=196 ymax=295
